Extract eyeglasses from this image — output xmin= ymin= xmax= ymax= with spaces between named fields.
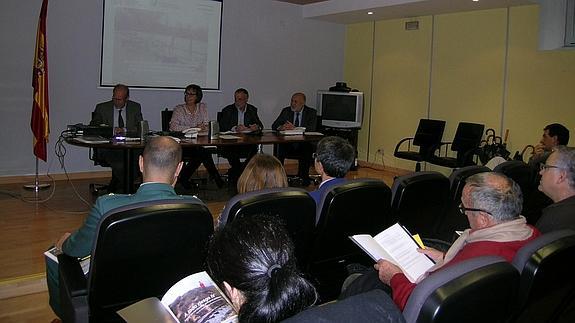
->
xmin=540 ymin=164 xmax=562 ymax=171
xmin=458 ymin=203 xmax=492 ymax=216
xmin=185 ymin=92 xmax=197 ymax=96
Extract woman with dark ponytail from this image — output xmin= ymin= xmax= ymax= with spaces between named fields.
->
xmin=206 ymin=214 xmax=317 ymax=322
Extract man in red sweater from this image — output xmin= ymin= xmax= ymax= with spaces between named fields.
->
xmin=374 ymin=172 xmax=540 ymax=310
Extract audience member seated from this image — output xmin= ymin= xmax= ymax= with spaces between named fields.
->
xmin=45 ymin=137 xmax=203 ymax=318
xmin=528 ymin=123 xmax=569 ymax=167
xmin=90 ymin=83 xmax=143 ymax=193
xmin=206 ymin=214 xmax=317 ymax=322
xmin=536 ymin=146 xmax=575 ymax=233
xmin=341 ymin=172 xmax=540 ymax=311
xmin=272 ymin=92 xmax=317 ymax=186
xmin=218 ymin=88 xmax=264 ymax=184
xmin=309 ymin=136 xmax=355 ymax=205
xmin=236 ymin=153 xmax=288 ymax=194
xmin=169 ymin=84 xmax=224 ymax=188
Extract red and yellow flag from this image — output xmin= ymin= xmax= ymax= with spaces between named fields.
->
xmin=31 ymin=0 xmax=50 ymax=161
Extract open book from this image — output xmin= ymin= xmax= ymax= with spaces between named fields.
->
xmin=349 ymin=223 xmax=435 ymax=283
xmin=118 ymin=271 xmax=237 ymax=323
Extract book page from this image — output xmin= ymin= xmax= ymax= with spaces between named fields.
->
xmin=349 ymin=235 xmax=393 ymax=262
xmin=373 ymin=223 xmax=435 ymax=283
xmin=118 ymin=297 xmax=179 ymax=323
xmin=161 ymin=271 xmax=237 ymax=323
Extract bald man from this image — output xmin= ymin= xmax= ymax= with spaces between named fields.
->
xmin=272 ymin=92 xmax=318 ymax=186
xmin=46 ymin=137 xmax=204 ymax=317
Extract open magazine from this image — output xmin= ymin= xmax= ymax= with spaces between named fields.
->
xmin=349 ymin=223 xmax=435 ymax=283
xmin=118 ymin=271 xmax=237 ymax=323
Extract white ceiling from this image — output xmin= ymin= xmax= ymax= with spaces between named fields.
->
xmin=274 ymin=0 xmax=536 ymax=24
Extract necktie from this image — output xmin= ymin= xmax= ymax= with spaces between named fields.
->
xmin=295 ymin=112 xmax=300 ymax=127
xmin=118 ymin=109 xmax=125 ymax=128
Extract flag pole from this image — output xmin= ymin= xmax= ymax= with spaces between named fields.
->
xmin=24 ymin=157 xmax=50 ymax=192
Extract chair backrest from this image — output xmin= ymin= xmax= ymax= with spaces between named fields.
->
xmin=391 ymin=171 xmax=450 ymax=239
xmin=161 ymin=109 xmax=173 ymax=131
xmin=450 ymin=122 xmax=485 ymax=152
xmin=309 ymin=179 xmax=392 ymax=300
xmin=283 ymin=290 xmax=405 ymax=323
xmin=219 ymin=187 xmax=316 ymax=266
xmin=493 ymin=160 xmax=537 ymax=218
xmin=412 ymin=119 xmax=446 ymax=149
xmin=511 ymin=229 xmax=575 ymax=323
xmin=433 ymin=166 xmax=492 ymax=240
xmin=87 ymin=199 xmax=214 ymax=322
xmin=314 ymin=179 xmax=393 ymax=260
xmin=448 ymin=165 xmax=491 ymax=202
xmin=403 ymin=256 xmax=519 ymax=323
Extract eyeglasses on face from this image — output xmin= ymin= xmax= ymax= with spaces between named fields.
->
xmin=540 ymin=164 xmax=562 ymax=171
xmin=184 ymin=92 xmax=197 ymax=96
xmin=458 ymin=203 xmax=492 ymax=216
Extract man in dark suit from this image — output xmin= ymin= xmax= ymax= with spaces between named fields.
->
xmin=218 ymin=88 xmax=263 ymax=183
xmin=46 ymin=136 xmax=203 ymax=318
xmin=90 ymin=84 xmax=143 ymax=192
xmin=309 ymin=136 xmax=355 ymax=221
xmin=272 ymin=92 xmax=317 ymax=186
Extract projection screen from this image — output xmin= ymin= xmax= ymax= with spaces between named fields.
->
xmin=101 ymin=0 xmax=222 ymax=90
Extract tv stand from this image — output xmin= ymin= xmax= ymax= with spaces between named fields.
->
xmin=321 ymin=126 xmax=360 ymax=170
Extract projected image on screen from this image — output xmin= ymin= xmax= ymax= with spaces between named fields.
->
xmin=322 ymin=95 xmax=356 ymax=121
xmin=101 ymin=0 xmax=222 ymax=89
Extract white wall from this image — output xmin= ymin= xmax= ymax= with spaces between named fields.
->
xmin=0 ymin=0 xmax=345 ymax=176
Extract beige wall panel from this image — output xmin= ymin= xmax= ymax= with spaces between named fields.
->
xmin=344 ymin=22 xmax=375 ymax=161
xmin=505 ymin=5 xmax=575 ymax=156
xmin=370 ymin=17 xmax=433 ymax=170
xmin=428 ymin=9 xmax=508 ymax=174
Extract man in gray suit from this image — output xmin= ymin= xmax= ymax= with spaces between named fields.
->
xmin=272 ymin=92 xmax=317 ymax=186
xmin=90 ymin=84 xmax=143 ymax=192
xmin=46 ymin=136 xmax=204 ymax=318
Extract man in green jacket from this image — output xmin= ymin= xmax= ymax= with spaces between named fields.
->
xmin=46 ymin=136 xmax=204 ymax=317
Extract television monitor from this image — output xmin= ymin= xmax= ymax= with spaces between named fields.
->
xmin=317 ymin=91 xmax=363 ymax=128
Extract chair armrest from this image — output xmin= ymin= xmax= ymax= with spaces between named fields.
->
xmin=394 ymin=137 xmax=415 ymax=154
xmin=58 ymin=254 xmax=88 ymax=297
xmin=432 ymin=141 xmax=453 ymax=157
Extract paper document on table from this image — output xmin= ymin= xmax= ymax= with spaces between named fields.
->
xmin=219 ymin=135 xmax=241 ymax=140
xmin=304 ymin=132 xmax=324 ymax=136
xmin=350 ymin=223 xmax=435 ymax=283
xmin=280 ymin=127 xmax=305 ymax=135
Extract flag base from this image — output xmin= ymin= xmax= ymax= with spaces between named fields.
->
xmin=23 ymin=182 xmax=51 ymax=191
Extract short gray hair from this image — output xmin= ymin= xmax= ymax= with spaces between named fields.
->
xmin=552 ymin=145 xmax=575 ymax=189
xmin=465 ymin=172 xmax=523 ymax=222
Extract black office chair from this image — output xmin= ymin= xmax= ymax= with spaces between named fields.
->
xmin=435 ymin=165 xmax=491 ymax=241
xmin=161 ymin=108 xmax=173 ymax=132
xmin=511 ymin=229 xmax=575 ymax=323
xmin=309 ymin=179 xmax=393 ymax=301
xmin=394 ymin=119 xmax=446 ymax=171
xmin=219 ymin=187 xmax=316 ymax=267
xmin=428 ymin=122 xmax=485 ymax=168
xmin=391 ymin=171 xmax=450 ymax=239
xmin=58 ymin=199 xmax=214 ymax=323
xmin=402 ymin=256 xmax=519 ymax=323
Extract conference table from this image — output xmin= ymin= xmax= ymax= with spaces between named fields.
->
xmin=66 ymin=131 xmax=324 ymax=193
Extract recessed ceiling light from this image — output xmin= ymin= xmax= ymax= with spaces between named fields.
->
xmin=472 ymin=0 xmax=479 ymax=2
xmin=367 ymin=11 xmax=373 ymax=15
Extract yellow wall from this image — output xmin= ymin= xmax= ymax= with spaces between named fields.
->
xmin=345 ymin=5 xmax=575 ymax=173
